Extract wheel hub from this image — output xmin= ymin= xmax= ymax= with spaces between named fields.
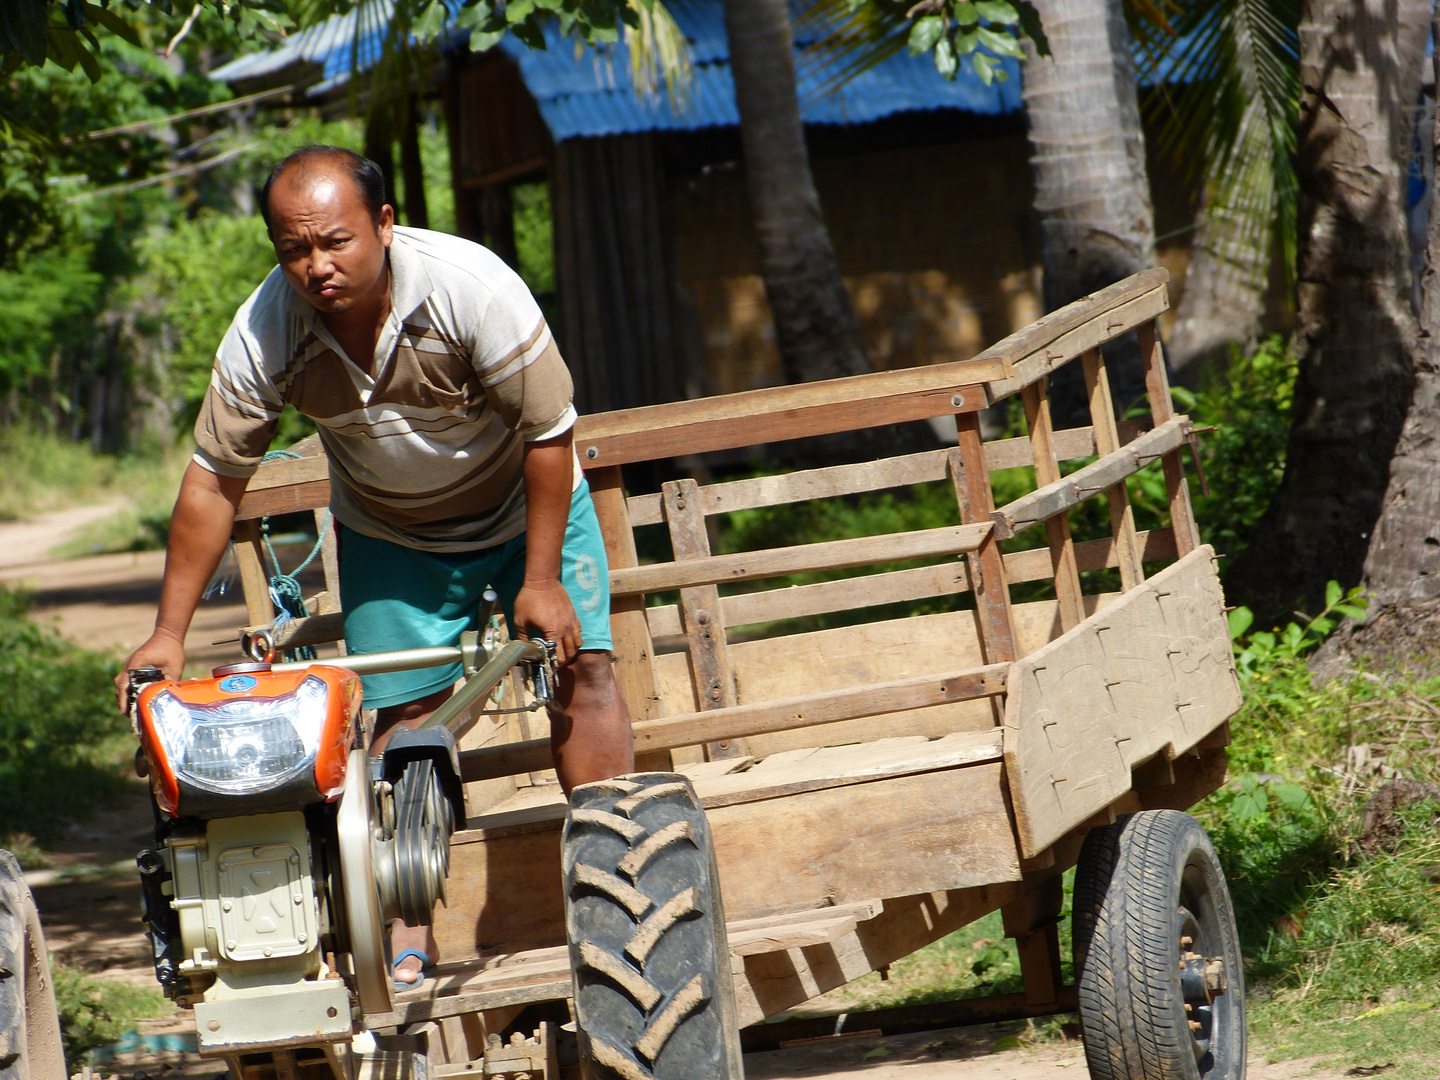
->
xmin=372 ymin=758 xmax=455 ymax=927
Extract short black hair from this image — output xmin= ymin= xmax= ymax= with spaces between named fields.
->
xmin=260 ymin=145 xmax=387 ymax=232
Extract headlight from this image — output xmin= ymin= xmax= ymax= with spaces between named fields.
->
xmin=149 ymin=676 xmax=330 ymax=795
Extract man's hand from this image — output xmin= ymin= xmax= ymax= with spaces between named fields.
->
xmin=116 ymin=629 xmax=186 ymax=714
xmin=513 ymin=578 xmax=583 ymax=665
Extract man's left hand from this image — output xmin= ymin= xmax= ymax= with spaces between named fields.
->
xmin=513 ymin=578 xmax=583 ymax=665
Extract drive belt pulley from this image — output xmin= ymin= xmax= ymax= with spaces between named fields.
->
xmin=373 ymin=758 xmax=455 ymax=927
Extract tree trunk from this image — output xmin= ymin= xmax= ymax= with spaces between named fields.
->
xmin=1225 ymin=0 xmax=1429 ymax=625
xmin=721 ymin=0 xmax=868 ymax=385
xmin=364 ymin=108 xmax=397 ymax=210
xmin=1166 ymin=186 xmax=1272 ymax=379
xmin=399 ymin=92 xmax=429 ymax=230
xmin=1313 ymin=13 xmax=1440 ymax=675
xmin=1022 ymin=0 xmax=1156 ymax=422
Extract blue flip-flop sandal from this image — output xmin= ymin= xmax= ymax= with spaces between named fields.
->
xmin=392 ymin=949 xmax=434 ymax=992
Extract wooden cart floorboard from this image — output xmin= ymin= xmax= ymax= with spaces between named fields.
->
xmin=385 ymin=900 xmax=891 ymax=1027
xmin=457 ymin=730 xmax=1005 ymax=837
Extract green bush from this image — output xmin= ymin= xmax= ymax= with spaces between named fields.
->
xmin=0 ymin=589 xmax=129 ymax=841
xmin=52 ymin=963 xmax=167 ymax=1066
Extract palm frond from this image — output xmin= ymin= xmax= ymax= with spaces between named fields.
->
xmin=1130 ymin=0 xmax=1299 ymax=277
xmin=623 ymin=0 xmax=693 ymax=106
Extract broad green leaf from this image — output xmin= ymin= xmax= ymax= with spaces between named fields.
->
xmin=1334 ymin=604 xmax=1367 ymax=620
xmin=511 ymin=17 xmax=547 ymax=46
xmin=954 ymin=28 xmax=978 ymax=54
xmin=81 ymin=3 xmax=141 ymax=47
xmin=974 ymin=0 xmax=1019 ymax=23
xmin=1325 ymin=579 xmax=1341 ymax=609
xmin=976 ymin=25 xmax=1023 ymax=58
xmin=953 ymin=1 xmax=980 ymax=25
xmin=507 ymin=0 xmax=536 ymax=24
xmin=972 ymin=50 xmax=995 ymax=83
xmin=1014 ymin=0 xmax=1048 ymax=56
xmin=907 ymin=15 xmax=943 ymax=55
xmin=933 ymin=34 xmax=957 ymax=78
xmin=1275 ymin=784 xmax=1311 ymax=811
xmin=468 ymin=26 xmax=505 ymax=49
xmin=1228 ymin=606 xmax=1254 ymax=640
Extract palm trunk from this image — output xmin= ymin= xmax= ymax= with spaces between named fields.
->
xmin=1167 ymin=171 xmax=1272 ymax=378
xmin=1313 ymin=14 xmax=1440 ymax=673
xmin=1022 ymin=0 xmax=1155 ymax=420
xmin=1225 ymin=0 xmax=1429 ymax=624
xmin=721 ymin=0 xmax=869 ymax=385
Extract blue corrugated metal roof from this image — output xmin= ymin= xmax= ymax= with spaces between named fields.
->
xmin=495 ymin=0 xmax=1020 ymax=139
xmin=211 ymin=0 xmax=1023 ymax=142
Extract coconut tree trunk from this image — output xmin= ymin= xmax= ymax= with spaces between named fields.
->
xmin=1022 ymin=0 xmax=1156 ymax=421
xmin=1313 ymin=13 xmax=1440 ymax=672
xmin=721 ymin=0 xmax=869 ymax=385
xmin=1167 ymin=183 xmax=1272 ymax=378
xmin=1225 ymin=0 xmax=1429 ymax=624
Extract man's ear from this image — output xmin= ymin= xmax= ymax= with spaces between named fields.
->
xmin=378 ymin=203 xmax=395 ymax=246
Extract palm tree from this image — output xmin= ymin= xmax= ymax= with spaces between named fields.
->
xmin=1225 ymin=0 xmax=1430 ymax=622
xmin=721 ymin=0 xmax=872 ymax=385
xmin=1023 ymin=0 xmax=1155 ymax=416
xmin=1132 ymin=0 xmax=1299 ymax=376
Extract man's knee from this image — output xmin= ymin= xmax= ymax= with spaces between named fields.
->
xmin=568 ymin=650 xmax=615 ymax=685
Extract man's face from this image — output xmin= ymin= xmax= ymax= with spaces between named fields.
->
xmin=267 ymin=168 xmax=394 ymax=317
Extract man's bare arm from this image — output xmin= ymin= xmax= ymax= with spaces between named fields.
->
xmin=115 ymin=461 xmax=248 ymax=710
xmin=512 ymin=430 xmax=582 ymax=664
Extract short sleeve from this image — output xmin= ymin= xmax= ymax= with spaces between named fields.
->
xmin=465 ymin=266 xmax=575 ymax=441
xmin=192 ymin=317 xmax=284 ymax=477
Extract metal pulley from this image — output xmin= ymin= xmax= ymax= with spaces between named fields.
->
xmin=372 ymin=758 xmax=455 ymax=927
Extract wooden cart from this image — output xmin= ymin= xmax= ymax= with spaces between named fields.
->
xmin=227 ymin=267 xmax=1242 ymax=1078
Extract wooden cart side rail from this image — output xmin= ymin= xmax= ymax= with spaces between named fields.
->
xmin=573 ymin=270 xmax=1168 ymax=469
xmin=457 ymin=663 xmax=1008 ymax=782
xmin=623 ymin=423 xmax=1151 ymax=528
xmin=608 ymin=522 xmax=992 ymax=597
xmin=640 ymin=526 xmax=1178 ymax=639
xmin=990 ymin=417 xmax=1191 ymax=540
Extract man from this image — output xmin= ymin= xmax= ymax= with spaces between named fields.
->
xmin=115 ymin=145 xmax=635 ymax=987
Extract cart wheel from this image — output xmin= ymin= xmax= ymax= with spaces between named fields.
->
xmin=1073 ymin=811 xmax=1245 ymax=1080
xmin=562 ymin=773 xmax=743 ymax=1080
xmin=0 ymin=851 xmax=66 ymax=1080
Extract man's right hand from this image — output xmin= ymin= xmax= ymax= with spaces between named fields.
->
xmin=116 ymin=630 xmax=187 ymax=715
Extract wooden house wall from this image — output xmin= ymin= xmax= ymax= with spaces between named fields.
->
xmin=670 ymin=137 xmax=1043 ymax=397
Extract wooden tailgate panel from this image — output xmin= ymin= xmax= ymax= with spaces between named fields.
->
xmin=1002 ymin=545 xmax=1242 ymax=859
xmin=435 ymin=759 xmax=1019 ymax=960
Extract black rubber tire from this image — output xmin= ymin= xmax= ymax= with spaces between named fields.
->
xmin=1073 ymin=811 xmax=1245 ymax=1080
xmin=562 ymin=773 xmax=743 ymax=1080
xmin=0 ymin=850 xmax=65 ymax=1080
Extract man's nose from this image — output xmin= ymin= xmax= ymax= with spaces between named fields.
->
xmin=309 ymin=251 xmax=335 ymax=279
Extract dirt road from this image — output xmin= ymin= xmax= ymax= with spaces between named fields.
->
xmin=2 ymin=507 xmax=1352 ymax=1080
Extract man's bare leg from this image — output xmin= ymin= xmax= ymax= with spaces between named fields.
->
xmin=375 ymin=654 xmax=632 ymax=984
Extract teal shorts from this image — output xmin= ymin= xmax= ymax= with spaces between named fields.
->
xmin=338 ymin=479 xmax=613 ymax=710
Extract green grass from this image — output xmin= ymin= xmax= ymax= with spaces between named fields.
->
xmin=52 ymin=963 xmax=170 ymax=1066
xmin=0 ymin=587 xmax=130 ymax=841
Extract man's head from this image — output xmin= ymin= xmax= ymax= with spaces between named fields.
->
xmin=261 ymin=146 xmax=394 ymax=317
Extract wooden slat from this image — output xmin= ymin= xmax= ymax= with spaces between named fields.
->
xmin=991 ymin=418 xmax=1190 ymax=540
xmin=609 ymin=522 xmax=993 ymax=597
xmin=625 ymin=427 xmax=1100 ymax=527
xmin=235 ymin=479 xmax=330 ymax=521
xmin=630 ymin=663 xmax=1007 ymax=752
xmin=1138 ymin=320 xmax=1199 ymax=556
xmin=983 ymin=281 xmax=1171 ymax=403
xmin=574 ymin=382 xmax=991 ymax=468
xmin=663 ymin=479 xmax=746 ymax=760
xmin=639 ymin=527 xmax=1178 ymax=639
xmin=461 ymin=664 xmax=1006 ymax=775
xmin=233 ymin=519 xmax=275 ymax=627
xmin=1022 ymin=382 xmax=1085 ymax=633
xmin=1082 ymin=349 xmax=1144 ymax=593
xmin=951 ymin=417 xmax=1016 ymax=667
xmin=588 ymin=466 xmax=668 ymax=771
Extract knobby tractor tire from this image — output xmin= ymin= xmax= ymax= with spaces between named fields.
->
xmin=0 ymin=851 xmax=65 ymax=1080
xmin=562 ymin=773 xmax=743 ymax=1080
xmin=1073 ymin=811 xmax=1245 ymax=1080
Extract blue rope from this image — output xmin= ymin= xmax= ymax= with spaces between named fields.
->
xmin=259 ymin=449 xmax=329 ymax=663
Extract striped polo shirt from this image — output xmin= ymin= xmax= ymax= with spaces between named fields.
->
xmin=193 ymin=227 xmax=578 ymax=552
